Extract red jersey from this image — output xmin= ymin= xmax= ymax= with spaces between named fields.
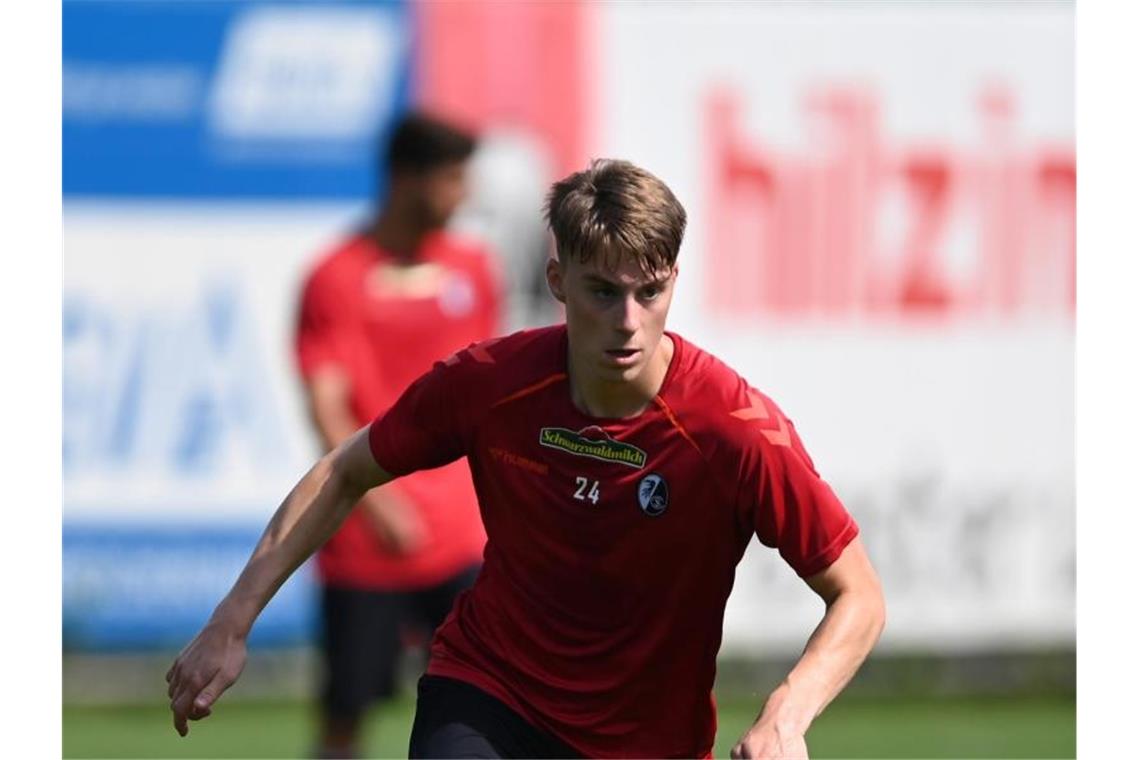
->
xmin=296 ymin=231 xmax=499 ymax=589
xmin=368 ymin=325 xmax=858 ymax=758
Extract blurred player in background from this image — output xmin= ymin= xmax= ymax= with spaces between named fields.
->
xmin=294 ymin=111 xmax=501 ymax=758
xmin=170 ymin=159 xmax=885 ymax=759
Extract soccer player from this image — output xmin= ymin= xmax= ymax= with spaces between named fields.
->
xmin=294 ymin=111 xmax=501 ymax=758
xmin=167 ymin=159 xmax=886 ymax=759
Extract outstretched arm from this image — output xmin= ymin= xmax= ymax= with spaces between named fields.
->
xmin=731 ymin=537 xmax=886 ymax=759
xmin=165 ymin=426 xmax=391 ymax=737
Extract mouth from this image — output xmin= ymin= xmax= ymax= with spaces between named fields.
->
xmin=604 ymin=348 xmax=641 ymax=366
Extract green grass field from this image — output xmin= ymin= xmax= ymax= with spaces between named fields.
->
xmin=64 ymin=692 xmax=1075 ymax=759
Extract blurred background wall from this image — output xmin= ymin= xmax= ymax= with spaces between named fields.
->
xmin=62 ymin=0 xmax=1074 ymax=751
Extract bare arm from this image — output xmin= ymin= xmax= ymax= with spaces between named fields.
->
xmin=165 ymin=427 xmax=391 ymax=736
xmin=732 ymin=537 xmax=887 ymax=759
xmin=303 ymin=368 xmax=425 ymax=553
xmin=304 ymin=367 xmax=361 ymax=450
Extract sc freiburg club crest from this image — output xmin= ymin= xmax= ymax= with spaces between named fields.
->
xmin=637 ymin=473 xmax=669 ymax=517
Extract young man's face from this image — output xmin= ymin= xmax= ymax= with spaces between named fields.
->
xmin=547 ymin=252 xmax=678 ymax=385
xmin=390 ymin=161 xmax=469 ymax=229
xmin=417 ymin=161 xmax=469 ymax=228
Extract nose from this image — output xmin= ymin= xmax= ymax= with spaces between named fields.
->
xmin=615 ymin=294 xmax=640 ymax=335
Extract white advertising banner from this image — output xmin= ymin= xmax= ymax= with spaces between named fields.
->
xmin=64 ymin=205 xmax=355 ymax=521
xmin=597 ymin=2 xmax=1074 ymax=651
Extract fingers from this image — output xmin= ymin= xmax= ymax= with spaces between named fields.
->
xmin=166 ymin=660 xmax=180 ymax=698
xmin=166 ymin=658 xmax=187 ymax=726
xmin=168 ymin=663 xmax=221 ymax=737
xmin=169 ymin=671 xmax=200 ymax=737
xmin=165 ymin=627 xmax=248 ymax=738
xmin=170 ymin=677 xmax=210 ymax=736
xmin=170 ymin=689 xmax=193 ymax=737
xmin=730 ymin=738 xmax=807 ymax=760
xmin=168 ymin=654 xmax=235 ymax=737
xmin=192 ymin=668 xmax=233 ymax=716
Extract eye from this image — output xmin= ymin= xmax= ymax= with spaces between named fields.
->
xmin=640 ymin=285 xmax=663 ymax=301
xmin=593 ymin=286 xmax=617 ymax=299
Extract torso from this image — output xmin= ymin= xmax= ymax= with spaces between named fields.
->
xmin=428 ymin=327 xmax=752 ymax=758
xmin=367 ymin=324 xmax=857 ymax=757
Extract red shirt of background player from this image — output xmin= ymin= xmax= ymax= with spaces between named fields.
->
xmin=368 ymin=325 xmax=858 ymax=758
xmin=296 ymin=231 xmax=500 ymax=589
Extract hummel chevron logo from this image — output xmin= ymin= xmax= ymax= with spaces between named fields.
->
xmin=444 ymin=337 xmax=502 ymax=366
xmin=469 ymin=342 xmax=497 ymax=363
xmin=730 ymin=391 xmax=792 ymax=447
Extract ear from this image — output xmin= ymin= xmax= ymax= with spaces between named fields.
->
xmin=546 ymin=257 xmax=566 ymax=303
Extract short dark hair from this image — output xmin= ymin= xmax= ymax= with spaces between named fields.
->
xmin=385 ymin=111 xmax=477 ymax=174
xmin=544 ymin=159 xmax=687 ymax=275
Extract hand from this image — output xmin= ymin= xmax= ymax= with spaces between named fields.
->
xmin=165 ymin=619 xmax=247 ymax=736
xmin=730 ymin=722 xmax=809 ymax=759
xmin=360 ymin=487 xmax=427 ymax=556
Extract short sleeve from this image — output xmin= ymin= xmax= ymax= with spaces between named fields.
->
xmin=741 ymin=401 xmax=858 ymax=578
xmin=295 ymin=268 xmax=353 ymax=379
xmin=367 ymin=356 xmax=471 ymax=477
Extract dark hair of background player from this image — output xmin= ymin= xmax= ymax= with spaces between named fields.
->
xmin=384 ymin=111 xmax=478 ymax=176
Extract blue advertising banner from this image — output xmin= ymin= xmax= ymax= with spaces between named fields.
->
xmin=63 ymin=521 xmax=316 ymax=650
xmin=63 ymin=0 xmax=412 ymax=199
xmin=63 ymin=0 xmax=414 ymax=651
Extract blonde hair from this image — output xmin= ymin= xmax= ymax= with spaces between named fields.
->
xmin=544 ymin=159 xmax=687 ymax=275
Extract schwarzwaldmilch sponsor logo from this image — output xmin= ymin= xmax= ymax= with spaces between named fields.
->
xmin=538 ymin=427 xmax=647 ymax=469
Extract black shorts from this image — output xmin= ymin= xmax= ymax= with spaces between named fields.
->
xmin=318 ymin=565 xmax=480 ymax=719
xmin=408 ymin=675 xmax=580 ymax=759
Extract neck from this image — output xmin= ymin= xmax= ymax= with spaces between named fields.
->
xmin=371 ymin=208 xmax=429 ymax=263
xmin=569 ymin=334 xmax=674 ymax=419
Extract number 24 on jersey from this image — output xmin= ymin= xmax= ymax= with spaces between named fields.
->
xmin=574 ymin=476 xmax=601 ymax=505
